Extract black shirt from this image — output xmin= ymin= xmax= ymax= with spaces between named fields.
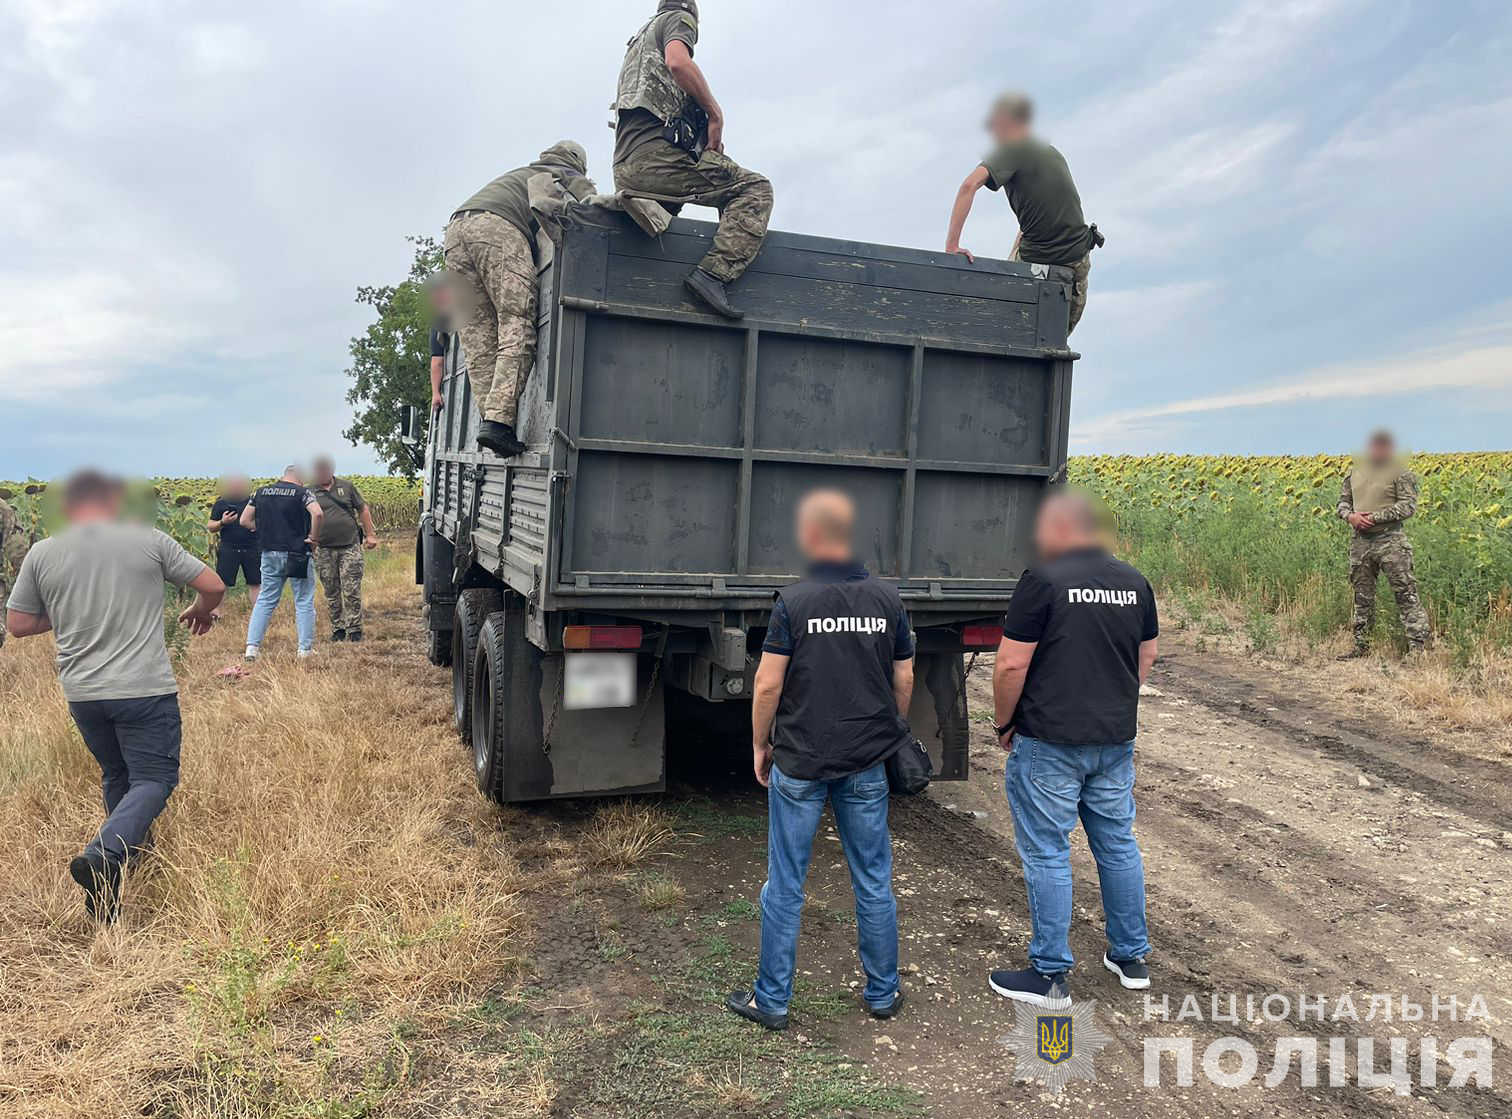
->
xmin=429 ymin=326 xmax=448 ymax=360
xmin=765 ymin=561 xmax=916 ymax=782
xmin=247 ymin=482 xmax=316 ymax=555
xmin=210 ymin=497 xmax=257 ymax=550
xmin=1003 ymin=548 xmax=1158 ymax=745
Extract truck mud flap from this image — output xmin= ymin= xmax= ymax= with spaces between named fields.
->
xmin=909 ymin=652 xmax=970 ymax=781
xmin=515 ymin=656 xmax=667 ymax=801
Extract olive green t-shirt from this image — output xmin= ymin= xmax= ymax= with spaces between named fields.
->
xmin=312 ymin=478 xmax=367 ymax=549
xmin=982 ymin=139 xmax=1091 ymax=266
xmin=613 ymin=11 xmax=699 ymax=168
xmin=451 ymin=165 xmax=539 ymax=243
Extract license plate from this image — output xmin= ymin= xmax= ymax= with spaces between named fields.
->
xmin=564 ymin=652 xmax=636 ymax=710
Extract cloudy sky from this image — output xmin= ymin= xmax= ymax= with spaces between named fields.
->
xmin=3 ymin=0 xmax=1509 ymax=478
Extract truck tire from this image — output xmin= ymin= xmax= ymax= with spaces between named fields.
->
xmin=451 ymin=587 xmax=502 ymax=739
xmin=471 ymin=593 xmax=547 ymax=804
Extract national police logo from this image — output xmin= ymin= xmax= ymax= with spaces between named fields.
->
xmin=1037 ymin=1015 xmax=1073 ymax=1065
xmin=998 ymin=1001 xmax=1111 ymax=1096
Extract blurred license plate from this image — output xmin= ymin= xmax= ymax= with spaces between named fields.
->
xmin=564 ymin=653 xmax=636 ymax=710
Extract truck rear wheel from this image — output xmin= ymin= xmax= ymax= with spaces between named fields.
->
xmin=471 ymin=593 xmax=547 ymax=804
xmin=451 ymin=587 xmax=502 ymax=739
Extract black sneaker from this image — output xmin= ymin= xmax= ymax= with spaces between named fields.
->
xmin=331 ymin=628 xmax=347 ymax=643
xmin=346 ymin=629 xmax=363 ymax=643
xmin=477 ymin=420 xmax=527 ymax=458
xmin=726 ymin=989 xmax=787 ymax=1031
xmin=69 ymin=853 xmax=122 ymax=923
xmin=869 ymin=989 xmax=906 ymax=1019
xmin=988 ymin=967 xmax=1072 ymax=1009
xmin=684 ymin=268 xmax=745 ymax=320
xmin=1103 ymin=954 xmax=1151 ymax=990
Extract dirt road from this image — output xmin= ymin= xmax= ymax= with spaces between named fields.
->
xmin=480 ymin=633 xmax=1511 ymax=1117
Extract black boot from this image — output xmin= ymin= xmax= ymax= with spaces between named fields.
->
xmin=685 ymin=268 xmax=745 ymax=320
xmin=477 ymin=420 xmax=527 ymax=458
xmin=69 ymin=852 xmax=122 ymax=923
xmin=346 ymin=629 xmax=363 ymax=643
xmin=331 ymin=628 xmax=347 ymax=643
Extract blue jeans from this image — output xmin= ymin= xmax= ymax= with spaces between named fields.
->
xmin=245 ymin=551 xmax=316 ymax=651
xmin=754 ymin=762 xmax=899 ymax=1013
xmin=1003 ymin=734 xmax=1150 ymax=976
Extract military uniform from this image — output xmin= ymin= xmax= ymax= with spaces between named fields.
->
xmin=0 ymin=495 xmax=31 ymax=649
xmin=1337 ymin=462 xmax=1431 ymax=652
xmin=611 ymin=3 xmax=773 ymax=288
xmin=311 ymin=478 xmax=369 ymax=638
xmin=444 ymin=142 xmax=594 ymax=430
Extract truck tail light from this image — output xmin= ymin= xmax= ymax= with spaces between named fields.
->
xmin=961 ymin=624 xmax=1001 ymax=649
xmin=563 ymin=625 xmax=643 ymax=650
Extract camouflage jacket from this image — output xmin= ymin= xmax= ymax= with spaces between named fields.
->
xmin=1337 ymin=469 xmax=1419 ymax=536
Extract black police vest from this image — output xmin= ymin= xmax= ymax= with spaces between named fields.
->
xmin=771 ymin=577 xmax=912 ymax=782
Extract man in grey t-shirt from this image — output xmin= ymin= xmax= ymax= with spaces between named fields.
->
xmin=5 ymin=470 xmax=225 ymax=921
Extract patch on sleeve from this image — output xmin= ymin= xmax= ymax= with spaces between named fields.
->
xmin=679 ymin=12 xmax=697 ymax=32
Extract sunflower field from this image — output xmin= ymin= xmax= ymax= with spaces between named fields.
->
xmin=1070 ymin=453 xmax=1512 ymax=659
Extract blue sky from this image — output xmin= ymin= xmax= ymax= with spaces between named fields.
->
xmin=2 ymin=0 xmax=1509 ymax=478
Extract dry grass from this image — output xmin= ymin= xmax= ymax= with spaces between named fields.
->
xmin=582 ymin=802 xmax=676 ymax=870
xmin=0 ymin=551 xmax=528 ymax=1117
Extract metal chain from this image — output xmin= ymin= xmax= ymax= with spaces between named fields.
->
xmin=540 ymin=666 xmax=564 ymax=755
xmin=629 ymin=627 xmax=670 ymax=750
xmin=955 ymin=651 xmax=981 ymax=729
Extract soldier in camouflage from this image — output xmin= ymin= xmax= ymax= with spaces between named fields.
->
xmin=444 ymin=141 xmax=595 ymax=458
xmin=1336 ymin=430 xmax=1432 ymax=657
xmin=309 ymin=457 xmax=379 ymax=643
xmin=0 ymin=491 xmax=32 ymax=649
xmin=611 ymin=0 xmax=774 ymax=320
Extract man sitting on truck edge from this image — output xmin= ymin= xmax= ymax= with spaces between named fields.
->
xmin=444 ymin=141 xmax=595 ymax=458
xmin=611 ymin=0 xmax=774 ymax=321
xmin=945 ymin=93 xmax=1101 ymax=334
xmin=729 ymin=489 xmax=913 ymax=1031
xmin=989 ymin=491 xmax=1157 ymax=1007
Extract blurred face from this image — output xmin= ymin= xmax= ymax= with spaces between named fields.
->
xmin=63 ymin=490 xmax=122 ymax=523
xmin=988 ymin=111 xmax=1028 ymax=146
xmin=313 ymin=458 xmax=335 ymax=485
xmin=223 ymin=474 xmax=251 ymax=499
xmin=1368 ymin=436 xmax=1394 ymax=464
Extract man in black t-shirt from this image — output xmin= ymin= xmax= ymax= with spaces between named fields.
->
xmin=208 ymin=473 xmax=260 ymax=595
xmin=239 ymin=466 xmax=324 ymax=660
xmin=988 ymin=492 xmax=1158 ymax=1009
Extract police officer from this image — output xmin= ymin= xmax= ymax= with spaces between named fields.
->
xmin=240 ymin=466 xmax=324 ymax=660
xmin=945 ymin=93 xmax=1099 ymax=334
xmin=728 ymin=490 xmax=913 ymax=1031
xmin=1336 ymin=429 xmax=1431 ymax=657
xmin=611 ymin=0 xmax=774 ymax=320
xmin=444 ymin=142 xmax=595 ymax=458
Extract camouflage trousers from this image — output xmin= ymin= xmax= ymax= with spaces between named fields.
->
xmin=613 ymin=146 xmax=774 ymax=283
xmin=315 ymin=543 xmax=366 ymax=633
xmin=1349 ymin=531 xmax=1431 ymax=650
xmin=443 ymin=212 xmax=538 ymax=426
xmin=1014 ymin=248 xmax=1091 ymax=335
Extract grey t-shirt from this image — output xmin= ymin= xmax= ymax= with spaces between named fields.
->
xmin=6 ymin=521 xmax=208 ymax=702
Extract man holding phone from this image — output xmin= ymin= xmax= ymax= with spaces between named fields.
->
xmin=208 ymin=473 xmax=260 ymax=600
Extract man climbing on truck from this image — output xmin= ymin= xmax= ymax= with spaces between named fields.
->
xmin=945 ymin=93 xmax=1101 ymax=334
xmin=611 ymin=0 xmax=774 ymax=321
xmin=443 ymin=141 xmax=595 ymax=458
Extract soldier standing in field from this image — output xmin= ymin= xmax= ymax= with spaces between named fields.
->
xmin=945 ymin=93 xmax=1101 ymax=334
xmin=0 ymin=491 xmax=28 ymax=648
xmin=309 ymin=456 xmax=379 ymax=644
xmin=611 ymin=0 xmax=774 ymax=320
xmin=444 ymin=141 xmax=596 ymax=458
xmin=1336 ymin=430 xmax=1432 ymax=657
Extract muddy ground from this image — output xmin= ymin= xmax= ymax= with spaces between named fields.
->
xmin=440 ymin=633 xmax=1512 ymax=1118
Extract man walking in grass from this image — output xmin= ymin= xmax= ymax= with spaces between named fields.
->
xmin=4 ymin=470 xmax=224 ymax=922
xmin=241 ymin=466 xmax=324 ymax=660
xmin=989 ymin=491 xmax=1157 ymax=1007
xmin=1336 ymin=429 xmax=1431 ymax=657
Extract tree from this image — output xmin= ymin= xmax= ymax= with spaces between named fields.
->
xmin=343 ymin=236 xmax=445 ymax=479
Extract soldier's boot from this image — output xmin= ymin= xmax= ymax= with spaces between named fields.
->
xmin=347 ymin=629 xmax=364 ymax=643
xmin=1336 ymin=646 xmax=1371 ymax=661
xmin=685 ymin=268 xmax=744 ymax=320
xmin=477 ymin=420 xmax=527 ymax=458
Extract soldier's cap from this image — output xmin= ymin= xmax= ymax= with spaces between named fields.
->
xmin=538 ymin=140 xmax=588 ymax=177
xmin=986 ymin=92 xmax=1034 ymax=127
xmin=658 ymin=0 xmax=697 ymax=17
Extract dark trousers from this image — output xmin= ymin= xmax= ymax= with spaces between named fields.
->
xmin=216 ymin=544 xmax=261 ymax=588
xmin=68 ymin=693 xmax=183 ymax=864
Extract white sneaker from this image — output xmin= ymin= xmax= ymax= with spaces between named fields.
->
xmin=297 ymin=648 xmax=315 ymax=659
xmin=244 ymin=645 xmax=259 ymax=661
